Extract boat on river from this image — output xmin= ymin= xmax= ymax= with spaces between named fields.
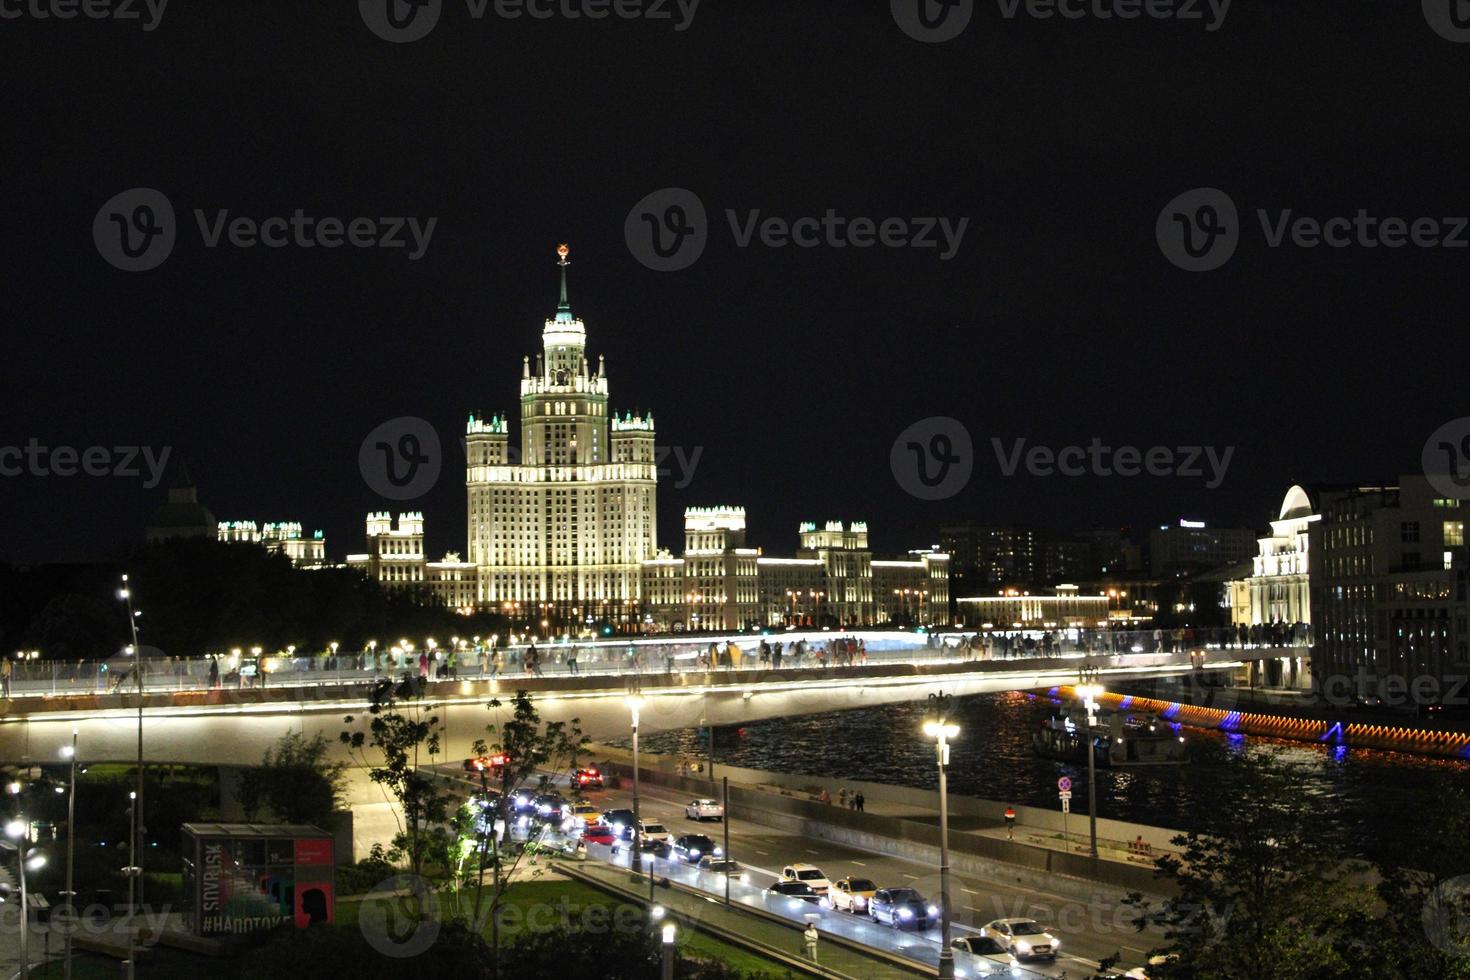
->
xmin=1033 ymin=704 xmax=1189 ymax=766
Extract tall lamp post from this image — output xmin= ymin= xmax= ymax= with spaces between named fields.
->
xmin=61 ymin=732 xmax=77 ymax=980
xmin=626 ymin=692 xmax=644 ymax=877
xmin=2 ymin=807 xmax=45 ymax=980
xmin=118 ymin=576 xmax=145 ymax=913
xmin=924 ymin=692 xmax=959 ymax=980
xmin=1077 ymin=667 xmax=1104 ymax=859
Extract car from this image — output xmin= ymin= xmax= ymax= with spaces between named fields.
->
xmin=638 ymin=821 xmax=674 ymax=845
xmin=780 ymin=863 xmax=832 ymax=896
xmin=671 ymin=833 xmax=719 ymax=863
xmin=602 ymin=808 xmax=637 ymax=838
xmin=510 ymin=791 xmax=539 ymax=818
xmin=765 ymin=880 xmax=821 ymax=905
xmin=696 ymin=856 xmax=748 ymax=883
xmin=567 ymin=802 xmax=603 ymax=826
xmin=638 ymin=836 xmax=672 ymax=859
xmin=981 ymin=918 xmax=1060 ymax=961
xmin=950 ymin=935 xmax=1020 ymax=974
xmin=533 ymin=794 xmax=567 ymax=822
xmin=826 ymin=876 xmax=878 ymax=913
xmin=573 ymin=767 xmax=605 ymax=790
xmin=684 ymin=798 xmax=724 ymax=821
xmin=581 ymin=822 xmax=616 ymax=845
xmin=868 ymin=887 xmax=938 ymax=928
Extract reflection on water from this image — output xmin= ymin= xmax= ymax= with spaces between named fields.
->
xmin=621 ymin=691 xmax=1470 ymax=854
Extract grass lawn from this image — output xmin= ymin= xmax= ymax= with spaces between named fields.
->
xmin=338 ymin=877 xmax=793 ymax=977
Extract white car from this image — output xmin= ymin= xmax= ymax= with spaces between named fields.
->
xmin=780 ymin=863 xmax=832 ymax=896
xmin=684 ymin=798 xmax=724 ymax=821
xmin=638 ymin=821 xmax=674 ymax=845
xmin=826 ymin=876 xmax=877 ymax=913
xmin=981 ymin=917 xmax=1060 ymax=961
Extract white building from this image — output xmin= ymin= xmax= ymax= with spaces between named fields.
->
xmin=1232 ymin=484 xmax=1318 ymax=626
xmin=955 ymin=585 xmax=1110 ymax=628
xmin=464 ymin=245 xmax=657 ymax=626
xmin=217 ymin=519 xmax=326 ymax=567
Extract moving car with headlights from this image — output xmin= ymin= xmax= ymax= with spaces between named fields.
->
xmin=567 ymin=802 xmax=602 ymax=827
xmin=533 ymin=793 xmax=567 ymax=823
xmin=638 ymin=836 xmax=672 ymax=859
xmin=696 ymin=856 xmax=748 ymax=882
xmin=672 ymin=833 xmax=719 ymax=863
xmin=684 ymin=798 xmax=724 ymax=821
xmin=780 ymin=863 xmax=832 ymax=896
xmin=766 ymin=880 xmax=821 ymax=904
xmin=826 ymin=876 xmax=878 ymax=913
xmin=950 ymin=935 xmax=1019 ymax=974
xmin=573 ymin=767 xmax=605 ymax=790
xmin=981 ymin=918 xmax=1060 ymax=961
xmin=638 ymin=821 xmax=674 ymax=845
xmin=581 ymin=822 xmax=616 ymax=845
xmin=868 ymin=887 xmax=938 ymax=928
xmin=602 ymin=808 xmax=637 ymax=839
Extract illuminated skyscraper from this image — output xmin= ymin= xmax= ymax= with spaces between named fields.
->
xmin=465 ymin=246 xmax=657 ymax=624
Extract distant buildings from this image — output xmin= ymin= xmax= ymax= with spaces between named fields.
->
xmin=145 ymin=461 xmax=216 ymax=543
xmin=955 ymin=586 xmax=1110 ymax=629
xmin=1148 ymin=519 xmax=1256 ymax=577
xmin=218 ymin=520 xmax=326 ymax=567
xmin=344 ymin=512 xmax=477 ymax=612
xmin=640 ymin=509 xmax=948 ymax=631
xmin=1308 ymin=476 xmax=1470 ymax=696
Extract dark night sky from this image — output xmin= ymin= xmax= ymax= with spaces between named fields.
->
xmin=2 ymin=1 xmax=1465 ymax=564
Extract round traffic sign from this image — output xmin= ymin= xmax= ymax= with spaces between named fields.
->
xmin=1057 ymin=776 xmax=1072 ymax=792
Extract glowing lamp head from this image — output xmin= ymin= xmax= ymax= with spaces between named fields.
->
xmin=923 ymin=721 xmax=960 ymax=739
xmin=3 ymin=820 xmax=24 ymax=839
xmin=662 ymin=922 xmax=676 ymax=945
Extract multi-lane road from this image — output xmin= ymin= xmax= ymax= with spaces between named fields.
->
xmin=455 ymin=767 xmax=1164 ymax=979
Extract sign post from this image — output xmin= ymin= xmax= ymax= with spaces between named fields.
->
xmin=1057 ymin=777 xmax=1073 ymax=851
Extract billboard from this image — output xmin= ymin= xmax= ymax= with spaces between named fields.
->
xmin=182 ymin=824 xmax=334 ymax=935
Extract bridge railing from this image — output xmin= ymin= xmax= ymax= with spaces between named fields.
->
xmin=0 ymin=624 xmax=1307 ymax=698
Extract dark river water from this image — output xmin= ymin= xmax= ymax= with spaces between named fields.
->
xmin=620 ymin=691 xmax=1470 ymax=857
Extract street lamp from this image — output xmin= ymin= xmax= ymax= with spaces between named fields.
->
xmin=626 ymin=693 xmax=645 ymax=877
xmin=118 ymin=575 xmax=145 ymax=919
xmin=923 ymin=692 xmax=959 ymax=980
xmin=1077 ymin=669 xmax=1105 ymax=859
xmin=61 ymin=732 xmax=77 ymax=980
xmin=661 ymin=921 xmax=677 ymax=980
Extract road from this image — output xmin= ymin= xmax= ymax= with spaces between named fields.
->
xmin=447 ymin=766 xmax=1164 ymax=979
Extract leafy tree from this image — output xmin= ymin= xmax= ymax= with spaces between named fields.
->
xmin=341 ymin=686 xmax=453 ymax=881
xmin=500 ymin=919 xmax=782 ymax=978
xmin=1125 ymin=749 xmax=1375 ymax=980
xmin=237 ymin=731 xmax=348 ymax=826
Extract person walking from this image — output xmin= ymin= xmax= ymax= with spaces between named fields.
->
xmin=567 ymin=646 xmax=579 ymax=675
xmin=803 ymin=922 xmax=819 ymax=963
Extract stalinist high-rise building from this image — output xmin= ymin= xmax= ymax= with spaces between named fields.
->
xmin=465 ymin=245 xmax=657 ymax=625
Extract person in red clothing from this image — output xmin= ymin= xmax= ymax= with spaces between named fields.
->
xmin=1004 ymin=805 xmax=1017 ymax=840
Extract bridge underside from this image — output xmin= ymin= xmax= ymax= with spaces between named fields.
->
xmin=0 ymin=649 xmax=1285 ymax=767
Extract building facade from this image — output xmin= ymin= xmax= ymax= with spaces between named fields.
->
xmin=954 ymin=586 xmax=1110 ymax=628
xmin=218 ymin=520 xmax=326 ymax=567
xmin=1147 ymin=519 xmax=1257 ymax=577
xmin=465 ymin=246 xmax=657 ymax=626
xmin=1231 ymin=485 xmax=1317 ymax=627
xmin=640 ymin=510 xmax=948 ymax=630
xmin=1309 ymin=476 xmax=1470 ymax=697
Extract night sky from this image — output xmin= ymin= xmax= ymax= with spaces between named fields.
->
xmin=3 ymin=1 xmax=1466 ymax=564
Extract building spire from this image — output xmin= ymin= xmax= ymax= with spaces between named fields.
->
xmin=556 ymin=243 xmax=571 ymax=316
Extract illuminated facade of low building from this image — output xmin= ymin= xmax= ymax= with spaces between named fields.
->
xmin=640 ymin=510 xmax=949 ymax=630
xmin=464 ymin=245 xmax=657 ymax=626
xmin=344 ymin=512 xmax=478 ymax=611
xmin=954 ymin=586 xmax=1110 ymax=628
xmin=217 ymin=520 xmax=326 ymax=567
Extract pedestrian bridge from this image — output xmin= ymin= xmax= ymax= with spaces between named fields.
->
xmin=0 ymin=631 xmax=1305 ymax=767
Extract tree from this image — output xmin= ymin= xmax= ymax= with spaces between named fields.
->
xmin=1124 ymin=749 xmax=1375 ymax=979
xmin=467 ymin=691 xmax=588 ymax=958
xmin=341 ymin=685 xmax=454 ymax=881
xmin=238 ymin=731 xmax=348 ymax=826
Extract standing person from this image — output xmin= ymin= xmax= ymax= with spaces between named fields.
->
xmin=567 ymin=646 xmax=579 ymax=675
xmin=838 ymin=787 xmax=849 ymax=809
xmin=1004 ymin=805 xmax=1017 ymax=840
xmin=1 ymin=656 xmax=12 ymax=698
xmin=418 ymin=651 xmax=429 ymax=680
xmin=208 ymin=655 xmax=220 ymax=689
xmin=803 ymin=922 xmax=819 ymax=963
xmin=855 ymin=792 xmax=865 ymax=813
xmin=772 ymin=642 xmax=783 ymax=669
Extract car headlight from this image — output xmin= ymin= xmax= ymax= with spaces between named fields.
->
xmin=739 ymin=873 xmax=750 ymax=883
xmin=854 ymin=897 xmax=866 ymax=908
xmin=689 ymin=849 xmax=700 ymax=857
xmin=1051 ymin=938 xmax=1059 ymax=948
xmin=713 ymin=847 xmax=723 ymax=856
xmin=611 ymin=822 xmax=623 ymax=832
xmin=898 ymin=908 xmax=913 ymax=919
xmin=927 ymin=905 xmax=940 ymax=916
xmin=1015 ymin=940 xmax=1031 ymax=953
